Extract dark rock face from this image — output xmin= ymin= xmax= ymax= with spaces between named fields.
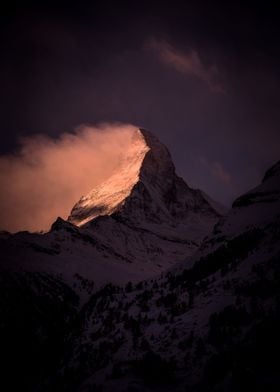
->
xmin=67 ymin=128 xmax=224 ymax=269
xmin=0 ymin=272 xmax=79 ymax=391
xmin=232 ymin=160 xmax=280 ymax=209
xmin=69 ymin=129 xmax=222 ymax=229
xmin=232 ymin=190 xmax=280 ymax=207
xmin=51 ymin=216 xmax=77 ymax=232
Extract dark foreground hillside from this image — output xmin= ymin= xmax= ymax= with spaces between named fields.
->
xmin=1 ymin=160 xmax=280 ymax=391
xmin=1 ymin=219 xmax=280 ymax=391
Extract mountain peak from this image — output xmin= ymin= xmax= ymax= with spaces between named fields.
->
xmin=138 ymin=128 xmax=176 ymax=185
xmin=68 ymin=128 xmax=178 ymax=226
xmin=68 ymin=128 xmax=223 ymax=259
xmin=0 ymin=128 xmax=228 ymax=284
xmin=68 ymin=128 xmax=221 ymax=230
xmin=68 ymin=128 xmax=152 ymax=226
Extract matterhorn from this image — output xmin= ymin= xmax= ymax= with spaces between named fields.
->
xmin=0 ymin=128 xmax=224 ymax=285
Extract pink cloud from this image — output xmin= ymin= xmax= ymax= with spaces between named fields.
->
xmin=150 ymin=39 xmax=225 ymax=93
xmin=0 ymin=124 xmax=137 ymax=232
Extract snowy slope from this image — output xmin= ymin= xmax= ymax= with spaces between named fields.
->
xmin=54 ymin=160 xmax=280 ymax=391
xmin=68 ymin=129 xmax=150 ymax=226
xmin=1 ymin=158 xmax=280 ymax=391
xmin=199 ymin=159 xmax=280 ymax=256
xmin=0 ymin=128 xmax=224 ymax=287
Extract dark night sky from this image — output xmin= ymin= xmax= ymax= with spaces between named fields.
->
xmin=1 ymin=1 xmax=280 ymax=206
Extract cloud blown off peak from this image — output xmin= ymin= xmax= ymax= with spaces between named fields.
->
xmin=0 ymin=124 xmax=137 ymax=233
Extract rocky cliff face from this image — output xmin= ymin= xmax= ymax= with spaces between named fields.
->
xmin=69 ymin=129 xmax=222 ymax=230
xmin=67 ymin=128 xmax=224 ymax=271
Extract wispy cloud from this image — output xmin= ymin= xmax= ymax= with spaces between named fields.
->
xmin=0 ymin=124 xmax=137 ymax=232
xmin=150 ymin=39 xmax=225 ymax=93
xmin=199 ymin=157 xmax=232 ymax=185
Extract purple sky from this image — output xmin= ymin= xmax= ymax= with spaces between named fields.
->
xmin=1 ymin=1 xmax=280 ymax=206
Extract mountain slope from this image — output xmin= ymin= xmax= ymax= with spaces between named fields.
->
xmin=52 ymin=159 xmax=280 ymax=391
xmin=1 ymin=160 xmax=280 ymax=391
xmin=69 ymin=129 xmax=221 ymax=235
xmin=0 ymin=128 xmax=224 ymax=285
xmin=68 ymin=128 xmax=224 ymax=273
xmin=199 ymin=159 xmax=280 ymax=256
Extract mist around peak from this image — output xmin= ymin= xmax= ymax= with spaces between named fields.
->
xmin=0 ymin=123 xmax=137 ymax=232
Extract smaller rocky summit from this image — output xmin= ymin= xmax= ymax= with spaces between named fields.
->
xmin=233 ymin=160 xmax=280 ymax=208
xmin=200 ymin=158 xmax=280 ymax=257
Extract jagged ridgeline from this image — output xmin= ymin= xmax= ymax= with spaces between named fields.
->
xmin=1 ymin=130 xmax=280 ymax=391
